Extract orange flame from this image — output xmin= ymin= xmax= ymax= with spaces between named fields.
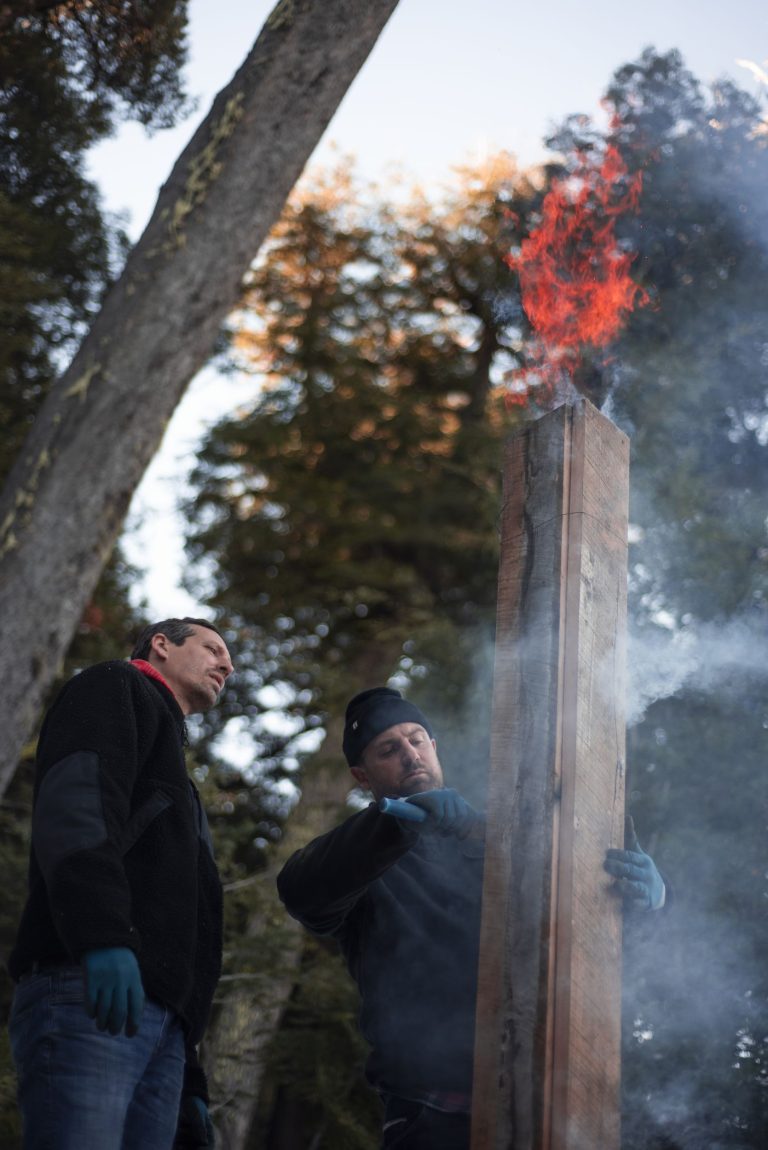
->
xmin=506 ymin=145 xmax=649 ymax=406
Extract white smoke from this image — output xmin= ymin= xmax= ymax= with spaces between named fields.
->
xmin=626 ymin=616 xmax=768 ymax=727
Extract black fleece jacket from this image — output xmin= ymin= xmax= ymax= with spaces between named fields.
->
xmin=8 ymin=660 xmax=223 ymax=1097
xmin=277 ymin=803 xmax=484 ymax=1106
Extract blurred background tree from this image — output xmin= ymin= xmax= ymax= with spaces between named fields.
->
xmin=607 ymin=50 xmax=768 ymax=1150
xmin=183 ymin=157 xmax=536 ymax=780
xmin=0 ymin=4 xmax=191 ymax=1141
xmin=0 ymin=0 xmax=191 ymax=475
xmin=190 ymin=49 xmax=768 ymax=1147
xmin=550 ymin=46 xmax=768 ymax=1148
xmin=2 ymin=21 xmax=768 ymax=1148
xmin=184 ymin=155 xmax=534 ymax=1145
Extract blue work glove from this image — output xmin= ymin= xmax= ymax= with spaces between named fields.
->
xmin=403 ymin=788 xmax=478 ymax=839
xmin=82 ymin=946 xmax=145 ymax=1036
xmin=174 ymin=1094 xmax=215 ymax=1148
xmin=604 ymin=816 xmax=666 ymax=910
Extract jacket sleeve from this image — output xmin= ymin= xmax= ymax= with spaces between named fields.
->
xmin=31 ymin=662 xmax=146 ymax=959
xmin=277 ymin=803 xmax=418 ymax=934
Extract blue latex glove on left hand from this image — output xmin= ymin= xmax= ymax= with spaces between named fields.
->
xmin=174 ymin=1095 xmax=215 ymax=1148
xmin=403 ymin=788 xmax=478 ymax=838
xmin=604 ymin=816 xmax=665 ymax=910
xmin=83 ymin=946 xmax=145 ymax=1036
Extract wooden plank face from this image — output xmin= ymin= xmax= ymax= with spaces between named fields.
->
xmin=471 ymin=399 xmax=629 ymax=1150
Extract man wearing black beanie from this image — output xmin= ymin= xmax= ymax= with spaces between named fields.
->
xmin=277 ymin=687 xmax=666 ymax=1150
xmin=278 ymin=687 xmax=481 ymax=1148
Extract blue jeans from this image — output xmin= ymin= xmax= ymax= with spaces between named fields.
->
xmin=9 ymin=966 xmax=186 ymax=1150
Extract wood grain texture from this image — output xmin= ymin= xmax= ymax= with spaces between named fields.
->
xmin=471 ymin=399 xmax=628 ymax=1150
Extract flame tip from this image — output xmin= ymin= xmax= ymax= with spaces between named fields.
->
xmin=506 ymin=142 xmax=649 ymax=410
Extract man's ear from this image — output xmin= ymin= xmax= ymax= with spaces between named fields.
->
xmin=350 ymin=765 xmax=368 ymax=789
xmin=149 ymin=633 xmax=169 ymax=662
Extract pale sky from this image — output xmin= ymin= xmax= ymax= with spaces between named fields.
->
xmin=92 ymin=0 xmax=768 ymax=616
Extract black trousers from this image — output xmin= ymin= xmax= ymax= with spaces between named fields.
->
xmin=381 ymin=1097 xmax=470 ymax=1150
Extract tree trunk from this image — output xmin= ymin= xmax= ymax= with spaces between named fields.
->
xmin=204 ymin=722 xmax=351 ymax=1149
xmin=0 ymin=0 xmax=401 ymax=795
xmin=204 ymin=650 xmax=398 ymax=1148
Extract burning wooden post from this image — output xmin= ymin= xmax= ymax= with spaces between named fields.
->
xmin=471 ymin=398 xmax=629 ymax=1149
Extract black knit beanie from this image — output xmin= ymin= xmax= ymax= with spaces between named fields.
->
xmin=342 ymin=687 xmax=434 ymax=767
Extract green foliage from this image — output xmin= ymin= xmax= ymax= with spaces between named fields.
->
xmin=622 ymin=696 xmax=768 ymax=1147
xmin=610 ymin=53 xmax=768 ymax=625
xmin=185 ymin=160 xmax=532 ymax=728
xmin=0 ymin=1 xmax=190 ymax=485
xmin=0 ymin=19 xmax=190 ymax=1133
xmin=1 ymin=2 xmax=191 ymax=130
xmin=253 ymin=936 xmax=381 ymax=1150
xmin=0 ymin=103 xmax=115 ymax=481
xmin=549 ymin=48 xmax=768 ymax=1148
xmin=3 ymin=19 xmax=766 ymax=1144
xmin=184 ymin=158 xmax=536 ymax=1143
xmin=185 ymin=50 xmax=768 ymax=1147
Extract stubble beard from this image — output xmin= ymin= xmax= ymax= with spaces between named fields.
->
xmin=400 ymin=767 xmax=441 ymax=796
xmin=187 ymin=677 xmax=220 ymax=715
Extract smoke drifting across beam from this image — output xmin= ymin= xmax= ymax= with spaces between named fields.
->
xmin=626 ymin=616 xmax=768 ymax=727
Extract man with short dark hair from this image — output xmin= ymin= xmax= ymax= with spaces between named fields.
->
xmin=8 ymin=617 xmax=233 ymax=1150
xmin=277 ymin=686 xmax=666 ymax=1150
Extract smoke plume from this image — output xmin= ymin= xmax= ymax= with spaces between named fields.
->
xmin=626 ymin=616 xmax=768 ymax=727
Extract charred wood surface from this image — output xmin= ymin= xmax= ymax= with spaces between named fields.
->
xmin=472 ymin=400 xmax=628 ymax=1150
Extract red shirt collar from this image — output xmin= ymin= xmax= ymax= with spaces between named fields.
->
xmin=130 ymin=659 xmax=177 ymax=702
